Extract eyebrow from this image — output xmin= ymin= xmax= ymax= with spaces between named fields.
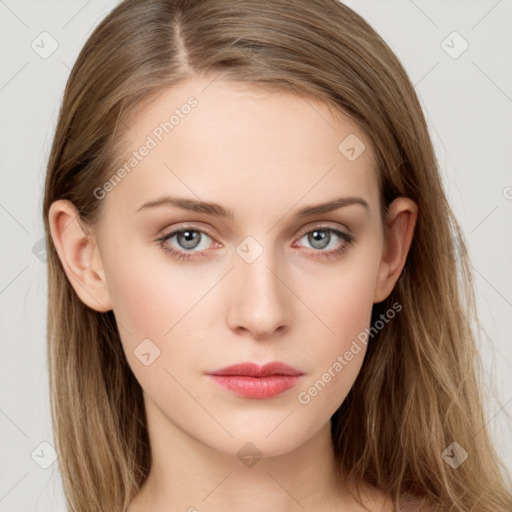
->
xmin=136 ymin=195 xmax=370 ymax=218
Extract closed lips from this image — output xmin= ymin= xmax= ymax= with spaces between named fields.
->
xmin=207 ymin=361 xmax=304 ymax=377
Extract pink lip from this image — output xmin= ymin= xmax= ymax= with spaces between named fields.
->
xmin=206 ymin=362 xmax=304 ymax=399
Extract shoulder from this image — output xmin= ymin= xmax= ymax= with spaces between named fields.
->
xmin=353 ymin=481 xmax=432 ymax=512
xmin=351 ymin=482 xmax=395 ymax=512
xmin=359 ymin=484 xmax=432 ymax=512
xmin=398 ymin=496 xmax=432 ymax=512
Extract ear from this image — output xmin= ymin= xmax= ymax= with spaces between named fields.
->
xmin=373 ymin=197 xmax=418 ymax=304
xmin=48 ymin=199 xmax=112 ymax=312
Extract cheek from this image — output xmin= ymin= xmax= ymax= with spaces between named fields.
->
xmin=295 ymin=255 xmax=379 ymax=407
xmin=102 ymin=241 xmax=220 ymax=383
xmin=102 ymin=224 xmax=380 ymax=388
xmin=104 ymin=234 xmax=204 ymax=335
xmin=301 ymin=252 xmax=379 ymax=349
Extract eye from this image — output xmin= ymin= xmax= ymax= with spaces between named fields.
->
xmin=156 ymin=224 xmax=355 ymax=262
xmin=293 ymin=225 xmax=355 ymax=260
xmin=156 ymin=227 xmax=217 ymax=261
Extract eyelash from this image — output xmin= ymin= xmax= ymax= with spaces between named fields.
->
xmin=155 ymin=224 xmax=355 ymax=262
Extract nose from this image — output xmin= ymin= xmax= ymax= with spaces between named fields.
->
xmin=226 ymin=247 xmax=292 ymax=340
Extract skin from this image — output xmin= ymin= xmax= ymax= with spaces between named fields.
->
xmin=49 ymin=76 xmax=417 ymax=511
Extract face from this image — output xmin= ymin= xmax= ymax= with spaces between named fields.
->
xmin=60 ymin=76 xmax=405 ymax=459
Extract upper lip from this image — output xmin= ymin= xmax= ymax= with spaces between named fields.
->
xmin=207 ymin=361 xmax=304 ymax=377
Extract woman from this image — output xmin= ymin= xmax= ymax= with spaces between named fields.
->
xmin=43 ymin=0 xmax=512 ymax=510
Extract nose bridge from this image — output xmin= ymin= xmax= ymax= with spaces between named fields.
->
xmin=227 ymin=234 xmax=291 ymax=337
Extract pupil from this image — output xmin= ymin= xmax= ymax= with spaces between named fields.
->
xmin=310 ymin=230 xmax=329 ymax=249
xmin=179 ymin=230 xmax=199 ymax=249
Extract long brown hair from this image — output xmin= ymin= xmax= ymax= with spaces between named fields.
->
xmin=42 ymin=0 xmax=512 ymax=510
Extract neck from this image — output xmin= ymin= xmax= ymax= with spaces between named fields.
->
xmin=127 ymin=396 xmax=391 ymax=512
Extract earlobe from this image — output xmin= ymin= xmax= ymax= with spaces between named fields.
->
xmin=373 ymin=197 xmax=418 ymax=304
xmin=48 ymin=199 xmax=112 ymax=312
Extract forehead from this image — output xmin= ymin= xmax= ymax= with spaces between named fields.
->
xmin=105 ymin=77 xmax=379 ymax=222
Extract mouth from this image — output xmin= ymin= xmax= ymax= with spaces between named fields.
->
xmin=206 ymin=361 xmax=304 ymax=399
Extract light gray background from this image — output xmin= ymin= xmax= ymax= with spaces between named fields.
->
xmin=1 ymin=1 xmax=511 ymax=510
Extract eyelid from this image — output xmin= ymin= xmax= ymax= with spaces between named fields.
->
xmin=295 ymin=221 xmax=352 ymax=238
xmin=157 ymin=221 xmax=352 ymax=245
xmin=156 ymin=222 xmax=217 ymax=241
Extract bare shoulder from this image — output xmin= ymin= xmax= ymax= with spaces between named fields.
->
xmin=356 ymin=482 xmax=431 ymax=512
xmin=351 ymin=481 xmax=395 ymax=512
xmin=397 ymin=495 xmax=433 ymax=512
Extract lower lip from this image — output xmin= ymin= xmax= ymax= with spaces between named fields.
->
xmin=208 ymin=375 xmax=303 ymax=399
